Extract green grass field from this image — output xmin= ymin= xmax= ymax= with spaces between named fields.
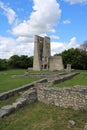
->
xmin=51 ymin=70 xmax=87 ymax=88
xmin=0 ymin=102 xmax=87 ymax=130
xmin=0 ymin=69 xmax=39 ymax=93
xmin=0 ymin=69 xmax=87 ymax=92
xmin=0 ymin=69 xmax=87 ymax=130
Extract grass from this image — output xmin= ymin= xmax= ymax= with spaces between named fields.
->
xmin=0 ymin=69 xmax=39 ymax=93
xmin=51 ymin=70 xmax=87 ymax=88
xmin=0 ymin=102 xmax=87 ymax=130
xmin=0 ymin=69 xmax=87 ymax=92
xmin=0 ymin=69 xmax=87 ymax=129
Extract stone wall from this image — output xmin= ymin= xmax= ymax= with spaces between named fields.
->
xmin=49 ymin=56 xmax=64 ymax=71
xmin=33 ymin=35 xmax=64 ymax=71
xmin=0 ymin=88 xmax=37 ymax=118
xmin=47 ymin=72 xmax=79 ymax=85
xmin=37 ymin=85 xmax=87 ymax=110
xmin=0 ymin=72 xmax=79 ymax=100
xmin=33 ymin=35 xmax=51 ymax=71
xmin=1 ymin=72 xmax=87 ymax=118
xmin=0 ymin=78 xmax=47 ymax=100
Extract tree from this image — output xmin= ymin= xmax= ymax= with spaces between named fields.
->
xmin=8 ymin=55 xmax=20 ymax=68
xmin=28 ymin=56 xmax=33 ymax=67
xmin=55 ymin=48 xmax=87 ymax=70
xmin=19 ymin=55 xmax=33 ymax=68
xmin=8 ymin=55 xmax=33 ymax=69
xmin=0 ymin=59 xmax=8 ymax=70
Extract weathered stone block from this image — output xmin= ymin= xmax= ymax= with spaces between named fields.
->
xmin=0 ymin=105 xmax=15 ymax=118
xmin=12 ymin=101 xmax=23 ymax=109
xmin=84 ymin=124 xmax=87 ymax=130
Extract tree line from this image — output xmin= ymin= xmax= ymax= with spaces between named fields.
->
xmin=55 ymin=48 xmax=87 ymax=70
xmin=0 ymin=48 xmax=87 ymax=70
xmin=0 ymin=55 xmax=33 ymax=70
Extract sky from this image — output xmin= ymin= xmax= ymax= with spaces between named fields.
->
xmin=0 ymin=0 xmax=87 ymax=59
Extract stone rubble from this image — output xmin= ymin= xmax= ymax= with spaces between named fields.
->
xmin=0 ymin=89 xmax=37 ymax=118
xmin=0 ymin=105 xmax=15 ymax=118
xmin=69 ymin=120 xmax=76 ymax=126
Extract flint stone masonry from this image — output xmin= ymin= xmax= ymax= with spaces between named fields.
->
xmin=21 ymin=89 xmax=37 ymax=103
xmin=37 ymin=86 xmax=87 ymax=110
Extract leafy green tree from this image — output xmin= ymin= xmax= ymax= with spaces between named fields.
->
xmin=8 ymin=55 xmax=33 ymax=69
xmin=19 ymin=55 xmax=33 ymax=68
xmin=0 ymin=59 xmax=8 ymax=70
xmin=8 ymin=55 xmax=20 ymax=68
xmin=28 ymin=56 xmax=33 ymax=67
xmin=55 ymin=48 xmax=87 ymax=70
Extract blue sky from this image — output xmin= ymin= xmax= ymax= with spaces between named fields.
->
xmin=0 ymin=0 xmax=87 ymax=59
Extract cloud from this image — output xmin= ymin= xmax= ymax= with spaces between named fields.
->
xmin=62 ymin=20 xmax=71 ymax=24
xmin=0 ymin=36 xmax=17 ymax=59
xmin=50 ymin=35 xmax=60 ymax=39
xmin=0 ymin=36 xmax=79 ymax=59
xmin=63 ymin=0 xmax=87 ymax=4
xmin=0 ymin=1 xmax=79 ymax=59
xmin=16 ymin=36 xmax=33 ymax=43
xmin=0 ymin=36 xmax=34 ymax=59
xmin=12 ymin=0 xmax=61 ymax=42
xmin=0 ymin=1 xmax=16 ymax=24
xmin=51 ymin=37 xmax=79 ymax=55
xmin=0 ymin=0 xmax=62 ymax=59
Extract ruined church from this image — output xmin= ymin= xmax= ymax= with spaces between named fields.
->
xmin=33 ymin=35 xmax=64 ymax=71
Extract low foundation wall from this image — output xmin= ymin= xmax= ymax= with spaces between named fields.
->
xmin=37 ymin=86 xmax=87 ymax=110
xmin=0 ymin=72 xmax=79 ymax=100
xmin=48 ymin=72 xmax=79 ymax=85
xmin=0 ymin=78 xmax=47 ymax=100
xmin=0 ymin=89 xmax=37 ymax=118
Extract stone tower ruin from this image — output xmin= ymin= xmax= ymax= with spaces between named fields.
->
xmin=33 ymin=35 xmax=64 ymax=71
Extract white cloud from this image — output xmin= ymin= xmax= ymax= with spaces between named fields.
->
xmin=62 ymin=20 xmax=71 ymax=24
xmin=50 ymin=35 xmax=60 ymax=39
xmin=12 ymin=0 xmax=61 ymax=42
xmin=0 ymin=36 xmax=17 ymax=59
xmin=63 ymin=0 xmax=87 ymax=4
xmin=0 ymin=1 xmax=16 ymax=24
xmin=0 ymin=36 xmax=79 ymax=59
xmin=0 ymin=1 xmax=79 ymax=59
xmin=51 ymin=37 xmax=79 ymax=55
xmin=16 ymin=36 xmax=33 ymax=43
xmin=0 ymin=0 xmax=62 ymax=59
xmin=67 ymin=37 xmax=78 ymax=48
xmin=0 ymin=36 xmax=34 ymax=59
